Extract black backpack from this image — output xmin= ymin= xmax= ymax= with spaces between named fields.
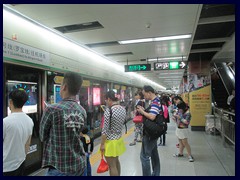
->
xmin=143 ymin=105 xmax=167 ymax=140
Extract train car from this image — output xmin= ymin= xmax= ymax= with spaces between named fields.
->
xmin=2 ymin=10 xmax=163 ymax=175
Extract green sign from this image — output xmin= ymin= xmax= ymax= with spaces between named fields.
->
xmin=125 ymin=64 xmax=151 ymax=72
xmin=154 ymin=61 xmax=187 ymax=70
xmin=169 ymin=62 xmax=179 ymax=69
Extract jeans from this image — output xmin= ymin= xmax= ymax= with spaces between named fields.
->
xmin=83 ymin=153 xmax=92 ymax=176
xmin=140 ymin=135 xmax=160 ymax=176
xmin=45 ymin=167 xmax=85 ymax=176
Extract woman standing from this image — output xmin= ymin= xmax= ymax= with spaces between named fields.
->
xmin=100 ymin=90 xmax=126 ymax=176
xmin=172 ymin=101 xmax=194 ymax=162
xmin=129 ymin=91 xmax=145 ymax=146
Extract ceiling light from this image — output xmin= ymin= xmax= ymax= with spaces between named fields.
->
xmin=153 ymin=34 xmax=191 ymax=41
xmin=118 ymin=34 xmax=191 ymax=45
xmin=148 ymin=56 xmax=187 ymax=62
xmin=119 ymin=38 xmax=153 ymax=44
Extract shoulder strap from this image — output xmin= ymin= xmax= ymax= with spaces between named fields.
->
xmin=109 ymin=104 xmax=118 ymax=130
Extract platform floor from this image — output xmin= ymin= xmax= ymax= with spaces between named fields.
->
xmin=30 ymin=120 xmax=235 ymax=176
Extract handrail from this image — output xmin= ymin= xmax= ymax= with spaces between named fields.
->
xmin=228 ymin=65 xmax=235 ymax=76
xmin=213 ymin=106 xmax=235 ymax=146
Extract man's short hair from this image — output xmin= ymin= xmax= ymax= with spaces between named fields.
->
xmin=63 ymin=72 xmax=83 ymax=95
xmin=9 ymin=89 xmax=28 ymax=108
xmin=143 ymin=85 xmax=155 ymax=93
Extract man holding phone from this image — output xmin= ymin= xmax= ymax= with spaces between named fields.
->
xmin=136 ymin=85 xmax=162 ymax=176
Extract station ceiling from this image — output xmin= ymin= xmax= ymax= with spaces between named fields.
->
xmin=5 ymin=4 xmax=235 ymax=89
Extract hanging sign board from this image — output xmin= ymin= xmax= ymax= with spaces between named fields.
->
xmin=154 ymin=61 xmax=187 ymax=70
xmin=125 ymin=64 xmax=151 ymax=72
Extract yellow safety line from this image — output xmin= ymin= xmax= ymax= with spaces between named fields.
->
xmin=90 ymin=126 xmax=135 ymax=166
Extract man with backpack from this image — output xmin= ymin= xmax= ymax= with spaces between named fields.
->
xmin=136 ymin=85 xmax=162 ymax=176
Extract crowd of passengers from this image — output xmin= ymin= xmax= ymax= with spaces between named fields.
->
xmin=4 ymin=72 xmax=195 ymax=176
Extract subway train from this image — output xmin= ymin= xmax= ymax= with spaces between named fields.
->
xmin=3 ymin=4 xmax=235 ymax=176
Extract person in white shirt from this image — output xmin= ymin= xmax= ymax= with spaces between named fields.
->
xmin=3 ymin=89 xmax=34 ymax=176
xmin=227 ymin=89 xmax=235 ymax=108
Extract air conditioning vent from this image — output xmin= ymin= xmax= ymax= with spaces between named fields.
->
xmin=54 ymin=21 xmax=104 ymax=33
xmin=86 ymin=41 xmax=119 ymax=48
xmin=104 ymin=52 xmax=133 ymax=57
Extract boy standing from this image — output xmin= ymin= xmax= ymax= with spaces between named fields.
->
xmin=80 ymin=126 xmax=94 ymax=176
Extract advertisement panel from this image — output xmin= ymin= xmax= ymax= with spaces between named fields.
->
xmin=189 ymin=85 xmax=211 ymax=126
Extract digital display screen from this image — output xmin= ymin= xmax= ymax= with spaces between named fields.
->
xmin=7 ymin=80 xmax=38 ymax=115
xmin=54 ymin=84 xmax=62 ymax=103
xmin=93 ymin=87 xmax=101 ymax=105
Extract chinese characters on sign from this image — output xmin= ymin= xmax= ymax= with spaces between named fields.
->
xmin=3 ymin=38 xmax=50 ymax=66
xmin=125 ymin=64 xmax=151 ymax=72
xmin=154 ymin=61 xmax=187 ymax=70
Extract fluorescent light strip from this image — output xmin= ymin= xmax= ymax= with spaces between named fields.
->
xmin=120 ymin=38 xmax=153 ymax=44
xmin=148 ymin=56 xmax=187 ymax=62
xmin=118 ymin=34 xmax=191 ymax=44
xmin=153 ymin=34 xmax=191 ymax=41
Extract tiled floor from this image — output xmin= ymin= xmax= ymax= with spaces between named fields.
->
xmin=30 ymin=120 xmax=235 ymax=176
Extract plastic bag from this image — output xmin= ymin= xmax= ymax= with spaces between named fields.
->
xmin=97 ymin=154 xmax=108 ymax=173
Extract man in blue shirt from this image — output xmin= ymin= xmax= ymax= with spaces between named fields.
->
xmin=137 ymin=85 xmax=162 ymax=176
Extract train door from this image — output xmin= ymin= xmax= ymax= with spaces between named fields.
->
xmin=4 ymin=64 xmax=43 ymax=175
xmin=46 ymin=71 xmax=64 ymax=104
xmin=79 ymin=79 xmax=91 ymax=128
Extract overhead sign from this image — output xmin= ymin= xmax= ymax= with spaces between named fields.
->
xmin=154 ymin=61 xmax=187 ymax=70
xmin=125 ymin=64 xmax=151 ymax=72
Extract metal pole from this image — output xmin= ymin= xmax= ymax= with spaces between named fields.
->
xmin=221 ymin=109 xmax=226 ymax=147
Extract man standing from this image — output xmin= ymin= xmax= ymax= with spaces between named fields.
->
xmin=136 ymin=85 xmax=162 ymax=176
xmin=3 ymin=89 xmax=34 ymax=176
xmin=40 ymin=72 xmax=87 ymax=176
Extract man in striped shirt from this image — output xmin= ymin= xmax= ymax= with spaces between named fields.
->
xmin=137 ymin=85 xmax=162 ymax=176
xmin=40 ymin=72 xmax=87 ymax=176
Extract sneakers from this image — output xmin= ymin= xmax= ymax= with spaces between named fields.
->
xmin=136 ymin=139 xmax=142 ymax=142
xmin=129 ymin=142 xmax=136 ymax=146
xmin=173 ymin=153 xmax=184 ymax=157
xmin=188 ymin=156 xmax=194 ymax=162
xmin=174 ymin=154 xmax=194 ymax=162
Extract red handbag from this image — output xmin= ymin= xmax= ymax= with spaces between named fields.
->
xmin=100 ymin=116 xmax=104 ymax=128
xmin=97 ymin=154 xmax=109 ymax=173
xmin=133 ymin=115 xmax=143 ymax=123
